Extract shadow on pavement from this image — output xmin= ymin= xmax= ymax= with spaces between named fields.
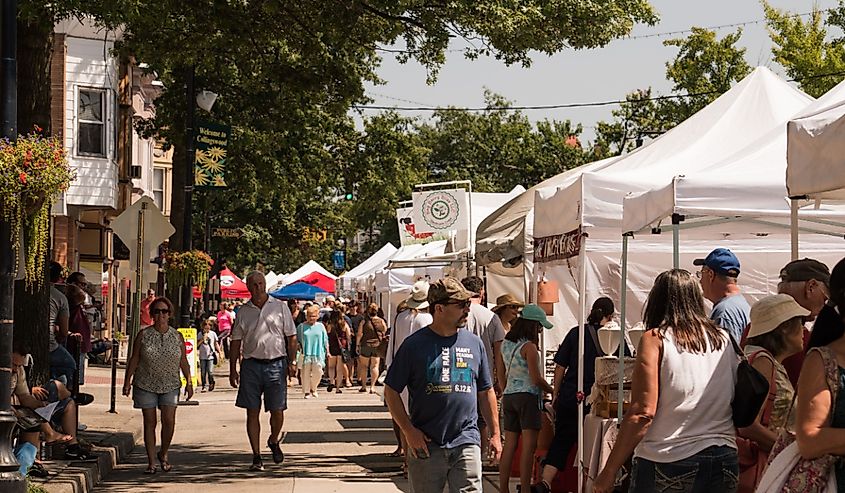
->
xmin=337 ymin=418 xmax=394 ymax=429
xmin=282 ymin=429 xmax=395 ymax=445
xmin=326 ymin=404 xmax=388 ymax=413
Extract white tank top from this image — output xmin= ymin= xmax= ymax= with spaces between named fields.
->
xmin=634 ymin=327 xmax=738 ymax=462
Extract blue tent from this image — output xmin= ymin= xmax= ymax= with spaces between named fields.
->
xmin=269 ymin=281 xmax=329 ymax=301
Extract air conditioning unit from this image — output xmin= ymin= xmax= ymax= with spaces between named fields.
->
xmin=129 ymin=165 xmax=142 ymax=179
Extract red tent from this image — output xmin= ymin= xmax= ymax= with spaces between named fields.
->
xmin=218 ymin=267 xmax=251 ymax=299
xmin=293 ymin=271 xmax=336 ymax=293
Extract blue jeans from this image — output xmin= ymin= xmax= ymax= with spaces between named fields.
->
xmin=630 ymin=445 xmax=738 ymax=493
xmin=407 ymin=444 xmax=482 ymax=493
xmin=200 ymin=358 xmax=215 ymax=387
xmin=49 ymin=345 xmax=76 ymax=389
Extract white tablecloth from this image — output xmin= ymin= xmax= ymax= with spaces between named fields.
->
xmin=583 ymin=414 xmax=618 ymax=491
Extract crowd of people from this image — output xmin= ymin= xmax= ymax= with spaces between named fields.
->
xmin=18 ymin=249 xmax=845 ymax=493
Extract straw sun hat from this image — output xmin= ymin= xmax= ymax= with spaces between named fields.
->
xmin=747 ymin=294 xmax=810 ymax=339
xmin=406 ymin=280 xmax=430 ymax=310
xmin=492 ymin=293 xmax=524 ymax=313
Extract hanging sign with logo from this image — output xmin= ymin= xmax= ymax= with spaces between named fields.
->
xmin=396 ymin=206 xmax=446 ymax=246
xmin=410 ymin=189 xmax=470 ymax=235
xmin=533 ymin=227 xmax=583 ymax=263
xmin=194 ymin=120 xmax=230 ymax=188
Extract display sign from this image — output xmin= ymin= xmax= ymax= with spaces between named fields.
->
xmin=178 ymin=328 xmax=199 ymax=388
xmin=534 ymin=227 xmax=583 ymax=263
xmin=397 ymin=206 xmax=442 ymax=246
xmin=411 ymin=189 xmax=470 ymax=235
xmin=194 ymin=120 xmax=230 ymax=188
xmin=332 ymin=250 xmax=346 ymax=271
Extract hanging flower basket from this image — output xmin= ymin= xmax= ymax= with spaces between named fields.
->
xmin=0 ymin=129 xmax=74 ymax=291
xmin=164 ymin=249 xmax=213 ymax=289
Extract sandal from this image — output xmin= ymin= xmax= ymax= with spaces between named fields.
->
xmin=157 ymin=452 xmax=172 ymax=472
xmin=388 ymin=449 xmax=403 ymax=457
xmin=45 ymin=434 xmax=73 ymax=446
xmin=144 ymin=465 xmax=157 ymax=475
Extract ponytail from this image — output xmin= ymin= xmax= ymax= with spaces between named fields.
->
xmin=587 ymin=296 xmax=615 ymax=326
xmin=808 ymin=303 xmax=845 ymax=349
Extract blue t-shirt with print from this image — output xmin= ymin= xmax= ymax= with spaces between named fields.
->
xmin=385 ymin=327 xmax=492 ymax=449
xmin=710 ymin=294 xmax=750 ymax=341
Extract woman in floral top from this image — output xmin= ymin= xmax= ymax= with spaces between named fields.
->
xmin=123 ymin=297 xmax=193 ymax=474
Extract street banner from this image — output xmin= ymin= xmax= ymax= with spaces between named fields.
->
xmin=194 ymin=120 xmax=230 ymax=187
xmin=178 ymin=328 xmax=199 ymax=388
xmin=411 ymin=189 xmax=470 ymax=235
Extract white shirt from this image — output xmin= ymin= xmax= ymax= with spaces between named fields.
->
xmin=387 ymin=310 xmax=433 ymax=368
xmin=231 ymin=296 xmax=296 ymax=360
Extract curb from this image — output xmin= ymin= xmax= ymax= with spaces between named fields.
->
xmin=33 ymin=426 xmax=141 ymax=493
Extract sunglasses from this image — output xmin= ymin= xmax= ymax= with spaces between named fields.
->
xmin=151 ymin=308 xmax=171 ymax=315
xmin=444 ymin=300 xmax=471 ymax=309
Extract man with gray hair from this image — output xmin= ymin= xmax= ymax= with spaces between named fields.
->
xmin=230 ymin=271 xmax=297 ymax=471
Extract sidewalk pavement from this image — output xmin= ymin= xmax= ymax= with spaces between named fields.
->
xmin=32 ymin=363 xmax=518 ymax=492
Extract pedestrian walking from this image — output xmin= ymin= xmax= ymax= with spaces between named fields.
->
xmin=229 ymin=271 xmax=297 ymax=471
xmin=357 ymin=303 xmax=386 ymax=394
xmin=736 ymin=294 xmax=808 ymax=492
xmin=498 ymin=306 xmax=554 ymax=493
xmin=198 ymin=318 xmax=222 ymax=392
xmin=217 ymin=301 xmax=234 ymax=359
xmin=297 ymin=305 xmax=329 ymax=398
xmin=385 ymin=277 xmax=502 ymax=493
xmin=593 ymin=270 xmax=739 ymax=493
xmin=122 ymin=296 xmax=193 ymax=474
xmin=325 ymin=310 xmax=351 ymax=393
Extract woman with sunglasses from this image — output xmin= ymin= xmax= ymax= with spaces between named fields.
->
xmin=123 ymin=296 xmax=193 ymax=474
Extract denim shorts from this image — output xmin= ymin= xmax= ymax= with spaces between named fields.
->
xmin=133 ymin=387 xmax=180 ymax=409
xmin=407 ymin=444 xmax=481 ymax=493
xmin=235 ymin=357 xmax=288 ymax=412
xmin=630 ymin=445 xmax=739 ymax=493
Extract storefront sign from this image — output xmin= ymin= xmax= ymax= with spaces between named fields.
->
xmin=411 ymin=189 xmax=470 ymax=235
xmin=534 ymin=227 xmax=582 ymax=263
xmin=194 ymin=120 xmax=230 ymax=188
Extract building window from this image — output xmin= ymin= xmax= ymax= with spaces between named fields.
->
xmin=78 ymin=88 xmax=106 ymax=156
xmin=152 ymin=166 xmax=167 ymax=212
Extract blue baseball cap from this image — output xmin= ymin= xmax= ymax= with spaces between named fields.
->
xmin=693 ymin=248 xmax=740 ymax=277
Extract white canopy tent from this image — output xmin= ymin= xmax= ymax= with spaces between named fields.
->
xmin=531 ymin=68 xmax=812 ymax=492
xmin=337 ymin=243 xmax=398 ymax=292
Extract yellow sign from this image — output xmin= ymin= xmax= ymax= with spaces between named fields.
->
xmin=178 ymin=328 xmax=199 ymax=388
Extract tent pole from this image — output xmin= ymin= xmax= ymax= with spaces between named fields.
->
xmin=672 ymin=214 xmax=683 ymax=269
xmin=619 ymin=234 xmax=629 ymax=422
xmin=577 ymin=241 xmax=587 ymax=493
xmin=791 ymin=199 xmax=799 ymax=260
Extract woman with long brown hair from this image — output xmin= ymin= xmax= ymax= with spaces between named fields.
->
xmin=357 ymin=303 xmax=387 ymax=394
xmin=326 ymin=309 xmax=351 ymax=393
xmin=593 ymin=269 xmax=738 ymax=493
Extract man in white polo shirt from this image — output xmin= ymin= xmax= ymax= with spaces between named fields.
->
xmin=230 ymin=271 xmax=297 ymax=471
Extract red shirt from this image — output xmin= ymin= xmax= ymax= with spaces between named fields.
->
xmin=140 ymin=297 xmax=154 ymax=327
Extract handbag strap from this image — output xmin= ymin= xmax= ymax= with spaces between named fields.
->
xmin=747 ymin=349 xmax=778 ymax=427
xmin=505 ymin=340 xmax=529 ymax=381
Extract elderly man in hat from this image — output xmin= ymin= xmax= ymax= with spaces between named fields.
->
xmin=777 ymin=258 xmax=831 ymax=387
xmin=386 ymin=280 xmax=434 ymax=461
xmin=385 ymin=277 xmax=502 ymax=493
xmin=694 ymin=248 xmax=751 ymax=341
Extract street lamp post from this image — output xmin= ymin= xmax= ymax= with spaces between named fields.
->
xmin=0 ymin=0 xmax=26 ymax=488
xmin=179 ymin=65 xmax=195 ymax=328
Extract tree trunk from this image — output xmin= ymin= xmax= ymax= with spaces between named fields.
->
xmin=15 ymin=13 xmax=54 ymax=382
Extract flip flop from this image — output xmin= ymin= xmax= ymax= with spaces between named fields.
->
xmin=144 ymin=465 xmax=157 ymax=474
xmin=45 ymin=434 xmax=73 ymax=446
xmin=157 ymin=452 xmax=172 ymax=472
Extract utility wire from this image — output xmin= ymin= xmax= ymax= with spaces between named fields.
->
xmin=356 ymin=71 xmax=845 ymax=112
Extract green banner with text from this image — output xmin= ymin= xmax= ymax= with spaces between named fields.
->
xmin=194 ymin=120 xmax=230 ymax=187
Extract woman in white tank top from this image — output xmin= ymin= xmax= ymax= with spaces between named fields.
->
xmin=593 ymin=269 xmax=739 ymax=493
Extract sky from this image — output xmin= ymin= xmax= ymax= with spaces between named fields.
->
xmin=359 ymin=0 xmax=842 ymax=142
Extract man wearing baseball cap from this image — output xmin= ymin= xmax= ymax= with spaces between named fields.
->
xmin=385 ymin=277 xmax=502 ymax=493
xmin=778 ymin=258 xmax=831 ymax=387
xmin=694 ymin=248 xmax=750 ymax=341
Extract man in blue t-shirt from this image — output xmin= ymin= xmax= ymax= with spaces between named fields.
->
xmin=694 ymin=247 xmax=751 ymax=341
xmin=385 ymin=277 xmax=502 ymax=493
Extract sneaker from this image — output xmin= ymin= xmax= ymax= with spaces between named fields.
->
xmin=358 ymin=387 xmax=367 ymax=393
xmin=312 ymin=392 xmax=318 ymax=398
xmin=77 ymin=423 xmax=88 ymax=432
xmin=201 ymin=387 xmax=207 ymax=393
xmin=65 ymin=444 xmax=94 ymax=461
xmin=327 ymin=384 xmax=335 ymax=392
xmin=530 ymin=481 xmax=551 ymax=493
xmin=267 ymin=438 xmax=285 ymax=464
xmin=335 ymin=389 xmax=342 ymax=394
xmin=304 ymin=393 xmax=312 ymax=399
xmin=250 ymin=455 xmax=265 ymax=471
xmin=209 ymin=382 xmax=215 ymax=391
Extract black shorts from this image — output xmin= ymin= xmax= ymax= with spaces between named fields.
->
xmin=502 ymin=392 xmax=542 ymax=432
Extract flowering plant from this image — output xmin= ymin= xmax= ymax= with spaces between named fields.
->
xmin=0 ymin=129 xmax=74 ymax=290
xmin=164 ymin=249 xmax=213 ymax=289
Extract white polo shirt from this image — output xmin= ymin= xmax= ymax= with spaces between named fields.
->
xmin=231 ymin=296 xmax=296 ymax=360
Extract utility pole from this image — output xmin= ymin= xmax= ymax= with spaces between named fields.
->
xmin=179 ymin=65 xmax=195 ymax=328
xmin=0 ymin=0 xmax=26 ymax=488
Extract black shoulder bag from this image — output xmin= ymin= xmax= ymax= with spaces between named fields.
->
xmin=729 ymin=334 xmax=770 ymax=428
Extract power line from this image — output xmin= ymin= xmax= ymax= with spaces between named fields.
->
xmin=358 ymin=71 xmax=845 ymax=113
